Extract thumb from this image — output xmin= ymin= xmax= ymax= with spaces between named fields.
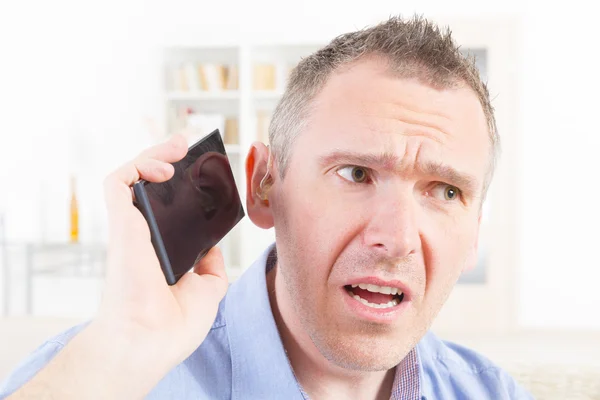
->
xmin=192 ymin=246 xmax=228 ymax=283
xmin=171 ymin=247 xmax=229 ymax=322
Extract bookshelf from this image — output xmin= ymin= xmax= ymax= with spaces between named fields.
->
xmin=161 ymin=43 xmax=325 ymax=279
xmin=159 ymin=17 xmax=519 ymax=335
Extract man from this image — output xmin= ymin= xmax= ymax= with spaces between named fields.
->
xmin=0 ymin=15 xmax=533 ymax=399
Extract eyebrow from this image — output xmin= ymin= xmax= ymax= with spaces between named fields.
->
xmin=318 ymin=150 xmax=481 ymax=195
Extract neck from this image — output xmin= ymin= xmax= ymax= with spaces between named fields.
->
xmin=267 ymin=265 xmax=396 ymax=400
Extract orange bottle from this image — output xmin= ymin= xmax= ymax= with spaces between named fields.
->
xmin=70 ymin=175 xmax=79 ymax=243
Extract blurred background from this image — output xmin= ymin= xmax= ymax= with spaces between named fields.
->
xmin=0 ymin=0 xmax=599 ymax=397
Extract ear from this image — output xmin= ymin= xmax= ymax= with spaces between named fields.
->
xmin=187 ymin=152 xmax=238 ymax=215
xmin=245 ymin=141 xmax=274 ymax=229
xmin=463 ymin=214 xmax=482 ymax=273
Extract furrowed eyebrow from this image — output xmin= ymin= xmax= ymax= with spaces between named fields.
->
xmin=318 ymin=150 xmax=480 ymax=195
xmin=420 ymin=161 xmax=479 ymax=195
xmin=319 ymin=151 xmax=398 ymax=170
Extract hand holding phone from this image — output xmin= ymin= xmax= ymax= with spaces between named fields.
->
xmin=133 ymin=129 xmax=245 ymax=284
xmin=89 ymin=134 xmax=231 ymax=397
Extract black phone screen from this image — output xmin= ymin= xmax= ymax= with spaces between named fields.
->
xmin=138 ymin=130 xmax=244 ymax=283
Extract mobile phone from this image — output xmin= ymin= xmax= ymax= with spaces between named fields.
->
xmin=132 ymin=129 xmax=245 ymax=285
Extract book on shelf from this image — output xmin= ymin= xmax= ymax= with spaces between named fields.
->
xmin=224 ymin=65 xmax=238 ymax=90
xmin=170 ymin=62 xmax=238 ymax=92
xmin=253 ymin=62 xmax=294 ymax=92
xmin=256 ymin=111 xmax=272 ymax=144
xmin=253 ymin=63 xmax=276 ymax=91
xmin=199 ymin=64 xmax=225 ymax=91
xmin=224 ymin=118 xmax=239 ymax=145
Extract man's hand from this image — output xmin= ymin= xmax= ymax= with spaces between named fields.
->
xmin=9 ymin=135 xmax=228 ymax=399
xmin=99 ymin=133 xmax=228 ymax=365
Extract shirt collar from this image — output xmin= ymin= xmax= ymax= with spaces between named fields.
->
xmin=391 ymin=347 xmax=422 ymax=400
xmin=225 ymin=243 xmax=422 ymax=399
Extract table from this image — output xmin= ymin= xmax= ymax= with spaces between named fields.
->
xmin=1 ymin=241 xmax=106 ymax=316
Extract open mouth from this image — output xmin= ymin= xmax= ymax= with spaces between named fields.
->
xmin=344 ymin=283 xmax=405 ymax=309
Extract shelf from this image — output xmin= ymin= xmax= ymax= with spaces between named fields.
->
xmin=252 ymin=90 xmax=284 ymax=99
xmin=253 ymin=90 xmax=283 ymax=111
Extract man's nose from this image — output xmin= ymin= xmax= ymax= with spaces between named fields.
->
xmin=362 ymin=189 xmax=420 ymax=259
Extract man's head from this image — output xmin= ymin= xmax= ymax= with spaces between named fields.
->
xmin=246 ymin=15 xmax=496 ymax=371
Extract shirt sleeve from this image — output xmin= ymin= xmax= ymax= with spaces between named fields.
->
xmin=0 ymin=323 xmax=86 ymax=399
xmin=0 ymin=340 xmax=65 ymax=398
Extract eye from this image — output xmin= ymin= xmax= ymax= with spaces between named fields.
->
xmin=431 ymin=184 xmax=461 ymax=201
xmin=336 ymin=166 xmax=370 ymax=183
xmin=444 ymin=186 xmax=458 ymax=200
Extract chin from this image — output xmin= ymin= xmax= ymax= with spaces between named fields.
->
xmin=310 ymin=328 xmax=408 ymax=372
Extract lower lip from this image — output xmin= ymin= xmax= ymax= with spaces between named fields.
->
xmin=341 ymin=287 xmax=410 ymax=324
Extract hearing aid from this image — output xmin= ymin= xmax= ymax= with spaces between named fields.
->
xmin=257 ymin=146 xmax=273 ymax=202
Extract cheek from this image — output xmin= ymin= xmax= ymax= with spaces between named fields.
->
xmin=273 ymin=181 xmax=360 ymax=285
xmin=422 ymin=217 xmax=479 ymax=286
xmin=286 ymin=197 xmax=337 ymax=268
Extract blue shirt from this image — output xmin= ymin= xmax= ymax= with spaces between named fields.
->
xmin=0 ymin=244 xmax=534 ymax=399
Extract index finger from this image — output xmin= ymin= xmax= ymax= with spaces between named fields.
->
xmin=103 ymin=134 xmax=188 ymax=220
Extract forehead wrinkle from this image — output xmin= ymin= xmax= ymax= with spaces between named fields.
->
xmin=358 ymin=99 xmax=454 ymax=140
xmin=362 ymin=117 xmax=446 ymax=146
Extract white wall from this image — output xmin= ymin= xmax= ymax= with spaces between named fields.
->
xmin=0 ymin=0 xmax=598 ymax=329
xmin=517 ymin=9 xmax=600 ymax=329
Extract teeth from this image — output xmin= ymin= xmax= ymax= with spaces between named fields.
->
xmin=360 ymin=297 xmax=399 ymax=309
xmin=346 ymin=282 xmax=404 ymax=309
xmin=350 ymin=294 xmax=400 ymax=309
xmin=352 ymin=283 xmax=401 ymax=296
xmin=380 ymin=286 xmax=392 ymax=295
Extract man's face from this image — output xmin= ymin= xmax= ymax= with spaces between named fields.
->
xmin=269 ymin=58 xmax=490 ymax=371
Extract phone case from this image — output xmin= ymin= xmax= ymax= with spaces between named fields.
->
xmin=132 ymin=129 xmax=244 ymax=285
xmin=133 ymin=180 xmax=177 ymax=284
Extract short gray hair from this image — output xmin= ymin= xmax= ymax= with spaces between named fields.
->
xmin=268 ymin=14 xmax=499 ymax=197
